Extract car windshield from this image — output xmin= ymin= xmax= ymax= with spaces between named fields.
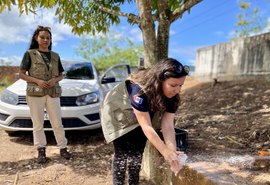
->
xmin=63 ymin=61 xmax=95 ymax=80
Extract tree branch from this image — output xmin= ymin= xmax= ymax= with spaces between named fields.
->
xmin=170 ymin=0 xmax=203 ymax=23
xmin=93 ymin=3 xmax=141 ymax=24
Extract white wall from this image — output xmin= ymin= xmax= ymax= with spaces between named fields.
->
xmin=195 ymin=32 xmax=270 ymax=80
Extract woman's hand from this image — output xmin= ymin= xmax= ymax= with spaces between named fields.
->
xmin=162 ymin=148 xmax=184 ymax=175
xmin=19 ymin=70 xmax=50 ymax=88
xmin=47 ymin=74 xmax=63 ymax=88
xmin=47 ymin=78 xmax=56 ymax=87
xmin=37 ymin=79 xmax=50 ymax=89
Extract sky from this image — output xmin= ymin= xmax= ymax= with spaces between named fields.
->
xmin=0 ymin=0 xmax=269 ymax=67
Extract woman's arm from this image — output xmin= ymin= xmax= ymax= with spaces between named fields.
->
xmin=161 ymin=112 xmax=184 ymax=174
xmin=161 ymin=112 xmax=177 ymax=151
xmin=19 ymin=69 xmax=59 ymax=89
xmin=132 ymin=108 xmax=167 ymax=153
xmin=132 ymin=109 xmax=180 ymax=168
xmin=19 ymin=69 xmax=49 ymax=88
xmin=47 ymin=73 xmax=64 ymax=87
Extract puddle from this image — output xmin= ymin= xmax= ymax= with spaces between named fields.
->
xmin=191 ymin=154 xmax=270 ymax=170
xmin=143 ymin=144 xmax=270 ymax=185
xmin=218 ymin=155 xmax=255 ymax=169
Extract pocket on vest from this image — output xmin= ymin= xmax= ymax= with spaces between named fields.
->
xmin=26 ymin=85 xmax=45 ymax=97
xmin=114 ymin=108 xmax=138 ymax=128
xmin=51 ymin=85 xmax=62 ymax=98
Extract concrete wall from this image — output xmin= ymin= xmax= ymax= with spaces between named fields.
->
xmin=194 ymin=32 xmax=270 ymax=81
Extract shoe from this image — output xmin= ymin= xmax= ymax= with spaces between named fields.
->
xmin=60 ymin=148 xmax=71 ymax=160
xmin=37 ymin=147 xmax=47 ymax=164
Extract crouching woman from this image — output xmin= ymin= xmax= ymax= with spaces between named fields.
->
xmin=101 ymin=58 xmax=189 ymax=185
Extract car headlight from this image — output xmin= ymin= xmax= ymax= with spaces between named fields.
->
xmin=76 ymin=91 xmax=99 ymax=106
xmin=0 ymin=89 xmax=19 ymax=105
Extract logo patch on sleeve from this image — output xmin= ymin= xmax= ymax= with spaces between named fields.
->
xmin=133 ymin=95 xmax=143 ymax=104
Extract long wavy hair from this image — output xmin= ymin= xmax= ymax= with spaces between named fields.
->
xmin=29 ymin=26 xmax=52 ymax=50
xmin=128 ymin=58 xmax=189 ymax=112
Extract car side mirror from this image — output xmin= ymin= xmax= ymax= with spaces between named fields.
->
xmin=101 ymin=77 xmax=116 ymax=84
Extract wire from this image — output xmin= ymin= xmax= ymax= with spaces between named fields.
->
xmin=171 ymin=5 xmax=239 ymax=36
xmin=179 ymin=0 xmax=234 ymax=24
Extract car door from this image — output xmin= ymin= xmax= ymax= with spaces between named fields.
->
xmin=100 ymin=64 xmax=131 ymax=97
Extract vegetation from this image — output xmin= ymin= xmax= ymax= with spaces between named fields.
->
xmin=75 ymin=32 xmax=143 ymax=71
xmin=0 ymin=0 xmax=202 ymax=67
xmin=233 ymin=0 xmax=269 ymax=38
xmin=0 ymin=77 xmax=11 ymax=92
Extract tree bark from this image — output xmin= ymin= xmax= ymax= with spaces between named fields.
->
xmin=157 ymin=0 xmax=170 ymax=61
xmin=136 ymin=0 xmax=158 ymax=68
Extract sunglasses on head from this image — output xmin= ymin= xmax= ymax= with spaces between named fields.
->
xmin=162 ymin=64 xmax=189 ymax=79
xmin=37 ymin=25 xmax=51 ymax=31
xmin=175 ymin=65 xmax=190 ymax=74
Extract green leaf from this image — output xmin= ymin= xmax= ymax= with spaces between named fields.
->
xmin=0 ymin=5 xmax=6 ymax=13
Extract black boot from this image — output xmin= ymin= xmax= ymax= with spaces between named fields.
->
xmin=37 ymin=147 xmax=47 ymax=164
xmin=60 ymin=148 xmax=71 ymax=160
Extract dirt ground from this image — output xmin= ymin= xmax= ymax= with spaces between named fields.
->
xmin=0 ymin=76 xmax=269 ymax=185
xmin=178 ymin=77 xmax=270 ymax=155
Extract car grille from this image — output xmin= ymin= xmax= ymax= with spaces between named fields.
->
xmin=85 ymin=113 xmax=100 ymax=121
xmin=10 ymin=118 xmax=91 ymax=128
xmin=60 ymin=97 xmax=77 ymax=106
xmin=18 ymin=96 xmax=27 ymax=105
xmin=18 ymin=96 xmax=78 ymax=106
xmin=0 ymin=113 xmax=9 ymax=121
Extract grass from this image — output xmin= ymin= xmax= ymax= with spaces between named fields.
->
xmin=0 ymin=76 xmax=12 ymax=93
xmin=0 ymin=86 xmax=5 ymax=93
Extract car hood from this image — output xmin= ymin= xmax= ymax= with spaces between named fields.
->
xmin=60 ymin=79 xmax=100 ymax=96
xmin=6 ymin=79 xmax=100 ymax=97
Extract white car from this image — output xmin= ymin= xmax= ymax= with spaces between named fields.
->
xmin=0 ymin=59 xmax=131 ymax=135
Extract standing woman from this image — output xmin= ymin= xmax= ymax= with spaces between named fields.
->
xmin=101 ymin=58 xmax=189 ymax=185
xmin=19 ymin=26 xmax=71 ymax=164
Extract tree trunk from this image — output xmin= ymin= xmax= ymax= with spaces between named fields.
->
xmin=157 ymin=0 xmax=170 ymax=61
xmin=136 ymin=0 xmax=202 ymax=68
xmin=136 ymin=0 xmax=158 ymax=68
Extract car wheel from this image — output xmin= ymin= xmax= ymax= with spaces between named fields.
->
xmin=5 ymin=131 xmax=20 ymax=137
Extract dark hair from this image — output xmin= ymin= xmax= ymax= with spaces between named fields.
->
xmin=29 ymin=26 xmax=52 ymax=50
xmin=158 ymin=58 xmax=189 ymax=80
xmin=129 ymin=58 xmax=189 ymax=112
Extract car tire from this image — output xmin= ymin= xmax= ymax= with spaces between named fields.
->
xmin=5 ymin=131 xmax=20 ymax=137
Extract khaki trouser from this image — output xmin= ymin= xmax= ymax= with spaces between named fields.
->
xmin=27 ymin=95 xmax=68 ymax=149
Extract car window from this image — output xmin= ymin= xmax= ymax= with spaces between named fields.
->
xmin=104 ymin=65 xmax=130 ymax=82
xmin=64 ymin=62 xmax=95 ymax=80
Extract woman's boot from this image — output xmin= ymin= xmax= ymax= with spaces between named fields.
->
xmin=37 ymin=147 xmax=47 ymax=164
xmin=60 ymin=148 xmax=71 ymax=160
